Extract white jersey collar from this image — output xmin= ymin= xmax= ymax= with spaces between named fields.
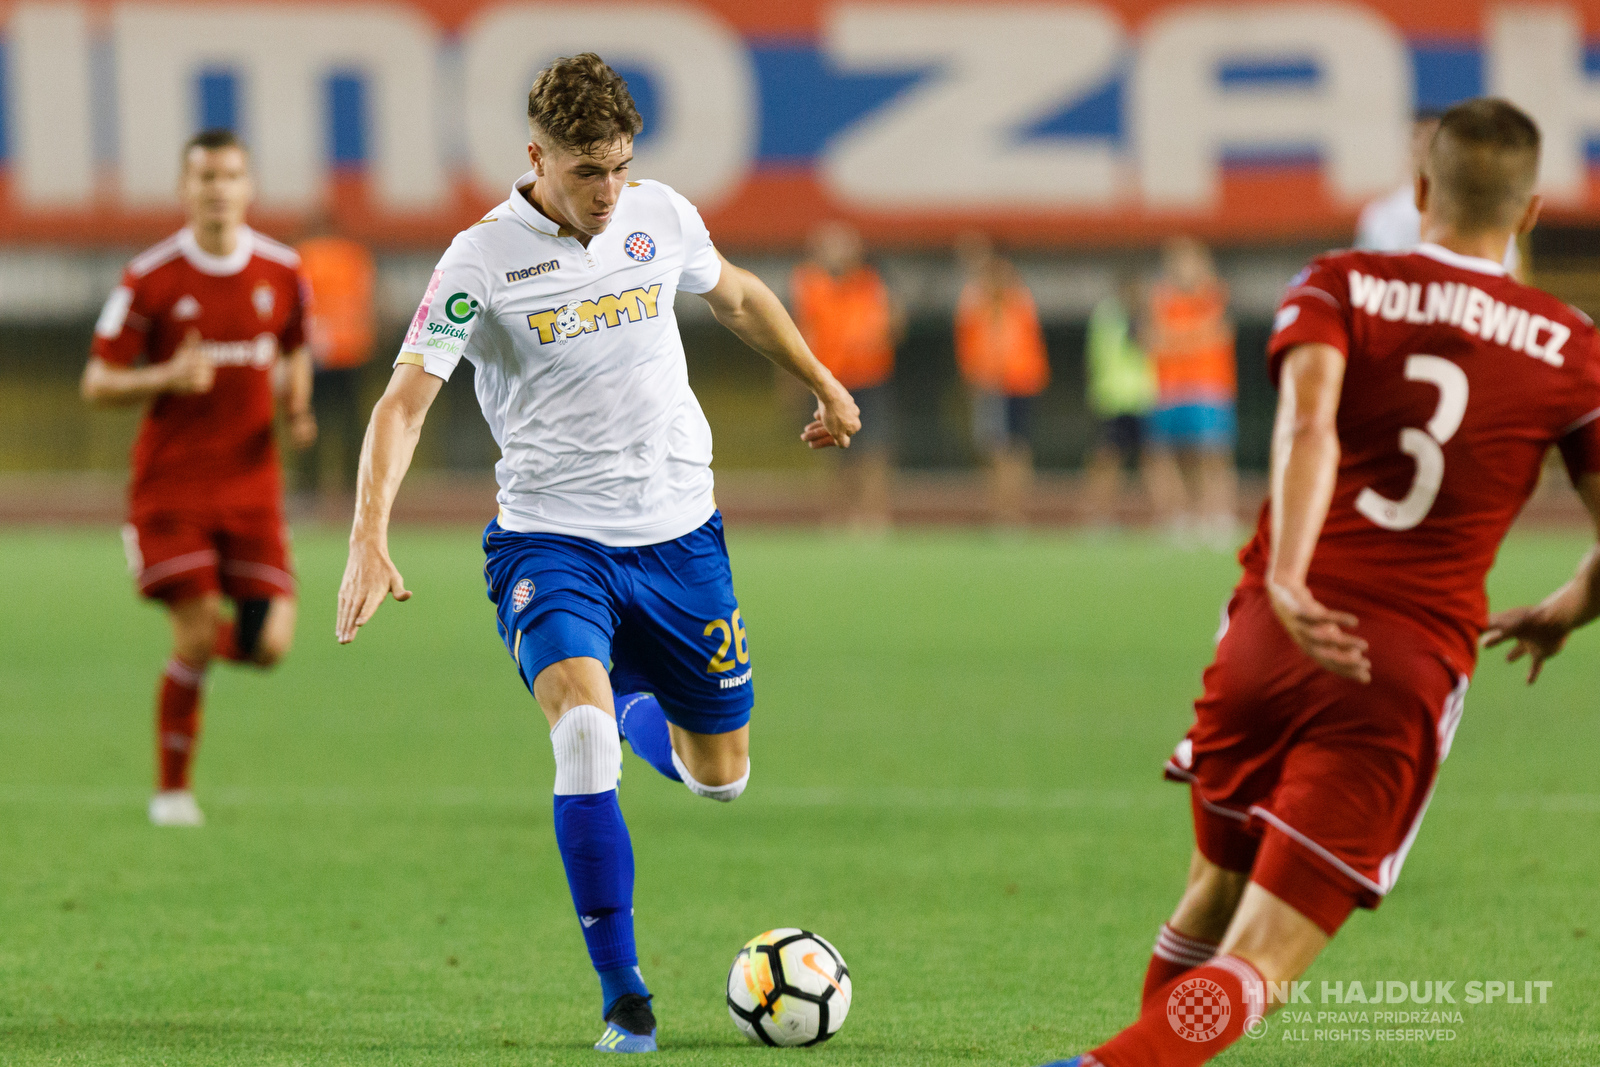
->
xmin=508 ymin=171 xmax=565 ymax=237
xmin=177 ymin=226 xmax=255 ymax=276
xmin=1415 ymin=242 xmax=1507 ymax=277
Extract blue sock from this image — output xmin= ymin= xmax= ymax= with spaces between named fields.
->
xmin=598 ymin=963 xmax=650 ymax=1014
xmin=616 ymin=692 xmax=681 ymax=782
xmin=552 ymin=790 xmax=651 ymax=1014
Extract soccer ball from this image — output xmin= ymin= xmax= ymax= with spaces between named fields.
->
xmin=726 ymin=928 xmax=852 ymax=1046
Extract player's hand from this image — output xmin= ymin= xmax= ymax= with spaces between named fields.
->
xmin=288 ymin=409 xmax=318 ymax=450
xmin=336 ymin=537 xmax=411 ymax=644
xmin=1266 ymin=579 xmax=1371 ymax=684
xmin=165 ymin=330 xmax=215 ymax=395
xmin=1483 ymin=604 xmax=1571 ymax=685
xmin=800 ymin=384 xmax=861 ymax=450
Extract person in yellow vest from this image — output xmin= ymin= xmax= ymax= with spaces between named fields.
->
xmin=296 ymin=222 xmax=377 ymax=500
xmin=790 ymin=221 xmax=901 ymax=530
xmin=955 ymin=233 xmax=1051 ymax=526
xmin=1082 ymin=274 xmax=1162 ymax=527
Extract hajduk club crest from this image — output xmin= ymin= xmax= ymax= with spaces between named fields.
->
xmin=511 ymin=578 xmax=535 ymax=612
xmin=624 ymin=232 xmax=656 ymax=262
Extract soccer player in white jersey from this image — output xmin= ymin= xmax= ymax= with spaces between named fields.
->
xmin=334 ymin=54 xmax=860 ymax=1052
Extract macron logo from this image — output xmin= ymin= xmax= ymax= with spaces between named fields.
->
xmin=506 ymin=259 xmax=559 ymax=283
xmin=1348 ymin=270 xmax=1570 ymax=367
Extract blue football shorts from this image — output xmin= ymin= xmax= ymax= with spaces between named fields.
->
xmin=1148 ymin=402 xmax=1236 ymax=450
xmin=482 ymin=511 xmax=753 ymax=735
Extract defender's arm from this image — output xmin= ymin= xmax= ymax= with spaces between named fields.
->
xmin=1483 ymin=473 xmax=1600 ymax=683
xmin=335 ymin=362 xmax=443 ymax=643
xmin=80 ymin=329 xmax=213 ymax=407
xmin=698 ymin=253 xmax=861 ymax=449
xmin=279 ymin=344 xmax=318 ymax=448
xmin=1266 ymin=342 xmax=1372 ymax=683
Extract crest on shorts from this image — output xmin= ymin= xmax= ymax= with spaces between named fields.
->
xmin=511 ymin=578 xmax=536 ymax=612
xmin=252 ymin=282 xmax=276 ymax=320
xmin=624 ymin=232 xmax=656 ymax=262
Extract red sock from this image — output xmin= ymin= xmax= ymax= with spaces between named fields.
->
xmin=213 ymin=621 xmax=244 ymax=662
xmin=1089 ymin=955 xmax=1265 ymax=1066
xmin=156 ymin=658 xmax=206 ymax=791
xmin=1142 ymin=924 xmax=1219 ymax=1008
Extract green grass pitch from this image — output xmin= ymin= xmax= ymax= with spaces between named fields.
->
xmin=1 ymin=524 xmax=1596 ymax=1065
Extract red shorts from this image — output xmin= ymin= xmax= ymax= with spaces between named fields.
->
xmin=122 ymin=509 xmax=296 ymax=604
xmin=1165 ymin=582 xmax=1468 ymax=936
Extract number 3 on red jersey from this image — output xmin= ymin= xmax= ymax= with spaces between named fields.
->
xmin=1356 ymin=355 xmax=1470 ymax=531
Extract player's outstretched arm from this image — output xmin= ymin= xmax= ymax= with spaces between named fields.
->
xmin=80 ymin=329 xmax=214 ymax=406
xmin=698 ymin=253 xmax=861 ymax=449
xmin=1266 ymin=342 xmax=1373 ymax=684
xmin=335 ymin=363 xmax=443 ymax=644
xmin=1483 ymin=473 xmax=1600 ymax=683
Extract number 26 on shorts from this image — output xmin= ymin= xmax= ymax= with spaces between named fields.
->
xmin=1357 ymin=354 xmax=1469 ymax=531
xmin=704 ymin=609 xmax=749 ymax=673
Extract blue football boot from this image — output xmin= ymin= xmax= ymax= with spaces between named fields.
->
xmin=594 ymin=993 xmax=657 ymax=1053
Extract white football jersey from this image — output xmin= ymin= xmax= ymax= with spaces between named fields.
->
xmin=398 ymin=172 xmax=723 ymax=546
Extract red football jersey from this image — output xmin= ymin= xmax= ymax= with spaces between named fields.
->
xmin=1240 ymin=243 xmax=1600 ymax=673
xmin=93 ymin=228 xmax=308 ymax=519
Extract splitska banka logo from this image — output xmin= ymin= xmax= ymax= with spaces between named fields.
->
xmin=526 ymin=284 xmax=662 ymax=344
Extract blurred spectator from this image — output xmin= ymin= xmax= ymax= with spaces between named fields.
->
xmin=1143 ymin=237 xmax=1236 ymax=546
xmin=1357 ymin=110 xmax=1523 ymax=275
xmin=790 ymin=221 xmax=900 ymax=531
xmin=954 ymin=233 xmax=1050 ymax=527
xmin=1082 ymin=274 xmax=1159 ymax=527
xmin=295 ymin=220 xmax=376 ymax=498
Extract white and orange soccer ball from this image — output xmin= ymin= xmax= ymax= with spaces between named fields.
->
xmin=726 ymin=929 xmax=852 ymax=1047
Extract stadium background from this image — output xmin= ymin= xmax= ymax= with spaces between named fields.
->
xmin=5 ymin=0 xmax=1600 ymax=520
xmin=4 ymin=4 xmax=1600 ymax=1064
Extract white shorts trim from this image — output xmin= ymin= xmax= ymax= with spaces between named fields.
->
xmin=1166 ymin=763 xmax=1250 ymax=823
xmin=138 ymin=549 xmax=218 ymax=590
xmin=1248 ymin=805 xmax=1385 ymax=897
xmin=121 ymin=523 xmax=143 ymax=574
xmin=222 ymin=560 xmax=296 ymax=594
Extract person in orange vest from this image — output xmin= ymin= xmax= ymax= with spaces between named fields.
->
xmin=1143 ymin=236 xmax=1238 ymax=546
xmin=954 ymin=233 xmax=1051 ymax=526
xmin=790 ymin=221 xmax=901 ymax=530
xmin=296 ymin=220 xmax=377 ymax=500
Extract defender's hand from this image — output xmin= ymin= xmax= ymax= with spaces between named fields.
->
xmin=800 ymin=385 xmax=862 ymax=450
xmin=165 ymin=330 xmax=215 ymax=395
xmin=1267 ymin=579 xmax=1371 ymax=684
xmin=336 ymin=537 xmax=411 ymax=644
xmin=288 ymin=409 xmax=318 ymax=450
xmin=1483 ymin=604 xmax=1571 ymax=685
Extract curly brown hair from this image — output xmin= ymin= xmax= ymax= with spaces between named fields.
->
xmin=528 ymin=53 xmax=643 ymax=156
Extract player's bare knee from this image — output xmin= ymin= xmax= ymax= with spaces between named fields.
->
xmin=249 ymin=600 xmax=295 ymax=668
xmin=170 ymin=597 xmax=222 ymax=667
xmin=532 ymin=657 xmax=615 ymax=727
xmin=252 ymin=632 xmax=290 ymax=668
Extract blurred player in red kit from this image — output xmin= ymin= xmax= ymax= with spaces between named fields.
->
xmin=82 ymin=129 xmax=317 ymax=827
xmin=1036 ymin=99 xmax=1600 ymax=1067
